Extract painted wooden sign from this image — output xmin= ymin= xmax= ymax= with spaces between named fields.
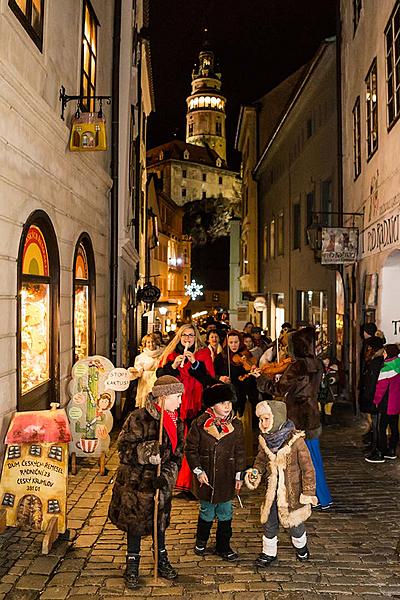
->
xmin=0 ymin=405 xmax=71 ymax=553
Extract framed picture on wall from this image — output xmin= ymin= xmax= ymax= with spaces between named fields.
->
xmin=363 ymin=273 xmax=378 ymax=308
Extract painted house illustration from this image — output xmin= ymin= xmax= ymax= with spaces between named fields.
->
xmin=0 ymin=405 xmax=71 ymax=535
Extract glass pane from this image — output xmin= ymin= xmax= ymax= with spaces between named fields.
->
xmin=75 ymin=244 xmax=88 ymax=280
xmin=22 ymin=225 xmax=49 ymax=276
xmin=31 ymin=0 xmax=41 ymax=33
xmin=21 ymin=283 xmax=50 ymax=394
xmin=15 ymin=0 xmax=27 ymax=14
xmin=74 ymin=285 xmax=89 ymax=362
xmin=83 ymin=40 xmax=90 ymax=75
xmin=91 ymin=55 xmax=96 ymax=85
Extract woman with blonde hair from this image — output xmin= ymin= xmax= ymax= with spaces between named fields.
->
xmin=128 ymin=334 xmax=163 ymax=408
xmin=157 ymin=323 xmax=216 ymax=492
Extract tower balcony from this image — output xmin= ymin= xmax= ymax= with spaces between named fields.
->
xmin=187 ymin=94 xmax=225 ymax=112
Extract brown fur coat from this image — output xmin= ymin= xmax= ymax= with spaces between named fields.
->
xmin=245 ymin=430 xmax=317 ymax=528
xmin=108 ymin=398 xmax=184 ymax=535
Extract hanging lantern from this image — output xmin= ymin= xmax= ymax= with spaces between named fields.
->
xmin=69 ymin=109 xmax=107 ymax=152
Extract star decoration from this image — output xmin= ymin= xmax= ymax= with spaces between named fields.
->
xmin=185 ymin=279 xmax=204 ymax=300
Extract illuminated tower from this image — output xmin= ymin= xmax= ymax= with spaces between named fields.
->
xmin=186 ymin=32 xmax=227 ymax=162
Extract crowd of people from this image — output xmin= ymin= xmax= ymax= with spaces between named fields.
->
xmin=108 ymin=314 xmax=349 ymax=588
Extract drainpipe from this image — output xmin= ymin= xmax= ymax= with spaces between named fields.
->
xmin=109 ymin=0 xmax=121 ymax=364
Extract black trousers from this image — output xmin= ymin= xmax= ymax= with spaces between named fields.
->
xmin=379 ymin=413 xmax=399 ymax=452
xmin=127 ymin=528 xmax=166 ymax=555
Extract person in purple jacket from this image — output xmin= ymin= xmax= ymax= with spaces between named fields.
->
xmin=372 ymin=344 xmax=400 ymax=462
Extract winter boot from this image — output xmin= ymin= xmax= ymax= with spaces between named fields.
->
xmin=292 ymin=533 xmax=310 ymax=561
xmin=194 ymin=517 xmax=213 ymax=556
xmin=215 ymin=520 xmax=238 ymax=561
xmin=124 ymin=554 xmax=140 ymax=588
xmin=255 ymin=535 xmax=277 ymax=567
xmin=158 ymin=548 xmax=178 ymax=580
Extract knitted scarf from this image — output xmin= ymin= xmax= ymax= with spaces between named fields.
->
xmin=155 ymin=404 xmax=178 ymax=452
xmin=263 ymin=419 xmax=296 ymax=453
xmin=378 ymin=355 xmax=400 ymax=381
xmin=204 ymin=407 xmax=231 ymax=433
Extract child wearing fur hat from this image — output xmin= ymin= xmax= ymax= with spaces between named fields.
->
xmin=245 ymin=400 xmax=317 ymax=566
xmin=109 ymin=375 xmax=184 ymax=588
xmin=185 ymin=383 xmax=246 ymax=560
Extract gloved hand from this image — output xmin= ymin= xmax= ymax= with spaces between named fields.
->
xmin=149 ymin=453 xmax=161 ymax=465
xmin=153 ymin=474 xmax=168 ymax=491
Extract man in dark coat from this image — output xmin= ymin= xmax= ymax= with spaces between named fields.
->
xmin=109 ymin=375 xmax=184 ymax=588
xmin=359 ymin=336 xmax=385 ymax=462
xmin=185 ymin=383 xmax=246 ymax=561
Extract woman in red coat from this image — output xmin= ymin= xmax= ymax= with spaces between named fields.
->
xmin=157 ymin=323 xmax=215 ymax=491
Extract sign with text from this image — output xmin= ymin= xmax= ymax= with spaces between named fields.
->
xmin=321 ymin=227 xmax=359 ymax=265
xmin=363 ymin=208 xmax=400 ymax=256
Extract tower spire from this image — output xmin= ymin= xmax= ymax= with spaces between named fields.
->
xmin=185 ymin=33 xmax=227 ymax=162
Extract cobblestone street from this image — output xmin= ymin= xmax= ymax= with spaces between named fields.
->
xmin=1 ymin=419 xmax=400 ymax=599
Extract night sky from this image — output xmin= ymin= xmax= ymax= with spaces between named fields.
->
xmin=148 ymin=0 xmax=337 ymax=294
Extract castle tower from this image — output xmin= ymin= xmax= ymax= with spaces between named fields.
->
xmin=186 ymin=31 xmax=227 ymax=162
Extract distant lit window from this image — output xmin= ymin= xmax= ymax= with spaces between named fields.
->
xmin=202 ymin=173 xmax=207 ymax=182
xmin=366 ymin=58 xmax=378 ymax=158
xmin=216 ymin=121 xmax=222 ymax=136
xmin=385 ymin=3 xmax=400 ymax=127
xmin=8 ymin=0 xmax=44 ymax=51
xmin=188 ymin=123 xmax=194 ymax=136
xmin=80 ymin=0 xmax=99 ymax=112
xmin=353 ymin=0 xmax=362 ymax=33
xmin=182 ymin=169 xmax=187 ymax=178
xmin=352 ymin=96 xmax=361 ymax=178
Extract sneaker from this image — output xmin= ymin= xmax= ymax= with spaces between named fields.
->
xmin=365 ymin=450 xmax=385 ymax=463
xmin=296 ymin=545 xmax=310 ymax=561
xmin=255 ymin=552 xmax=277 ymax=567
xmin=194 ymin=541 xmax=207 ymax=556
xmin=320 ymin=502 xmax=333 ymax=511
xmin=216 ymin=548 xmax=239 ymax=561
xmin=384 ymin=449 xmax=397 ymax=460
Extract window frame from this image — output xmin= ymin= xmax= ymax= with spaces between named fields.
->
xmin=352 ymin=96 xmax=361 ymax=179
xmin=293 ymin=204 xmax=301 ymax=250
xmin=353 ymin=0 xmax=362 ymax=35
xmin=72 ymin=233 xmax=96 ymax=365
xmin=8 ymin=0 xmax=44 ymax=51
xmin=365 ymin=58 xmax=378 ymax=160
xmin=385 ymin=2 xmax=400 ymax=129
xmin=80 ymin=0 xmax=99 ymax=112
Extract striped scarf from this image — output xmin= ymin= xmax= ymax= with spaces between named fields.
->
xmin=378 ymin=355 xmax=400 ymax=381
xmin=204 ymin=407 xmax=231 ymax=433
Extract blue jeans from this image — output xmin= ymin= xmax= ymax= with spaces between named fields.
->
xmin=199 ymin=499 xmax=232 ymax=522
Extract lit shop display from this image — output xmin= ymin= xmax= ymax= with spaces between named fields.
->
xmin=21 ymin=226 xmax=50 ymax=394
xmin=74 ymin=244 xmax=90 ymax=362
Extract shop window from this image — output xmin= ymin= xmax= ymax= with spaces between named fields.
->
xmin=296 ymin=290 xmax=328 ymax=347
xmin=365 ymin=58 xmax=378 ymax=159
xmin=353 ymin=97 xmax=361 ymax=178
xmin=8 ymin=445 xmax=21 ymax=459
xmin=18 ymin=212 xmax=60 ymax=411
xmin=48 ymin=499 xmax=60 ymax=513
xmin=48 ymin=446 xmax=63 ymax=462
xmin=29 ymin=445 xmax=41 ymax=457
xmin=73 ymin=235 xmax=96 ymax=364
xmin=8 ymin=0 xmax=44 ymax=51
xmin=2 ymin=493 xmax=15 ymax=507
xmin=80 ymin=0 xmax=99 ymax=112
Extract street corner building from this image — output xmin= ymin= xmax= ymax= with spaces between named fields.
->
xmin=0 ymin=0 xmax=155 ymax=462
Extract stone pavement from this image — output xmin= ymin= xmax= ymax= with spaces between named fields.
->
xmin=2 ymin=420 xmax=400 ymax=599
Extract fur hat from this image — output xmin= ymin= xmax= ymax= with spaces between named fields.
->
xmin=152 ymin=375 xmax=184 ymax=397
xmin=256 ymin=400 xmax=287 ymax=433
xmin=203 ymin=383 xmax=235 ymax=408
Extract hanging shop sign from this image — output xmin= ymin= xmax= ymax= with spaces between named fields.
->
xmin=69 ymin=112 xmax=107 ymax=152
xmin=321 ymin=227 xmax=359 ymax=265
xmin=0 ymin=405 xmax=71 ymax=553
xmin=139 ymin=283 xmax=161 ymax=304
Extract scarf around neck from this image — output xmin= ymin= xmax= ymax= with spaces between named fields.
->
xmin=263 ymin=419 xmax=295 ymax=453
xmin=155 ymin=404 xmax=178 ymax=452
xmin=204 ymin=407 xmax=232 ymax=433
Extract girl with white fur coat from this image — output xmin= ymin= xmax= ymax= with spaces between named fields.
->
xmin=245 ymin=400 xmax=317 ymax=567
xmin=129 ymin=334 xmax=163 ymax=408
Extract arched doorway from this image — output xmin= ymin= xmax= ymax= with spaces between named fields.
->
xmin=16 ymin=494 xmax=43 ymax=531
xmin=72 ymin=233 xmax=96 ymax=364
xmin=379 ymin=250 xmax=400 ymax=343
xmin=17 ymin=211 xmax=60 ymax=411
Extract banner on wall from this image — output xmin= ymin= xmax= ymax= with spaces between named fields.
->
xmin=321 ymin=227 xmax=359 ymax=265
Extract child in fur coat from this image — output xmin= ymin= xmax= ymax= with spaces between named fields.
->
xmin=245 ymin=400 xmax=317 ymax=566
xmin=109 ymin=375 xmax=184 ymax=588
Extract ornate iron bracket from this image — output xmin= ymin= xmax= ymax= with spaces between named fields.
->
xmin=59 ymin=85 xmax=112 ymax=120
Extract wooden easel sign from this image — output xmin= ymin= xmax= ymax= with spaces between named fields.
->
xmin=0 ymin=404 xmax=71 ymax=554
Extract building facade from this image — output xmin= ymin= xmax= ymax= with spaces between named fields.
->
xmin=253 ymin=40 xmax=339 ymax=349
xmin=0 ymin=0 xmax=152 ymax=454
xmin=341 ymin=0 xmax=400 ymax=396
